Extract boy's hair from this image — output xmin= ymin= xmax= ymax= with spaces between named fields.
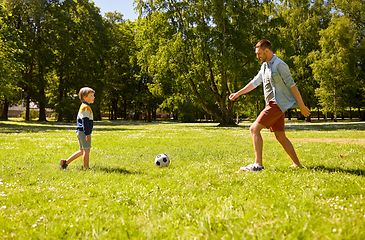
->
xmin=255 ymin=39 xmax=272 ymax=51
xmin=79 ymin=87 xmax=95 ymax=101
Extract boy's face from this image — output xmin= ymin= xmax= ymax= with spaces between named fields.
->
xmin=83 ymin=92 xmax=95 ymax=104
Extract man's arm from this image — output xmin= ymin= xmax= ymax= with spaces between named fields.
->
xmin=230 ymin=66 xmax=264 ymax=101
xmin=290 ymin=85 xmax=311 ymax=117
xmin=229 ymin=82 xmax=255 ymax=101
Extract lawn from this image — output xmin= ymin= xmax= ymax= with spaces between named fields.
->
xmin=0 ymin=119 xmax=364 ymax=239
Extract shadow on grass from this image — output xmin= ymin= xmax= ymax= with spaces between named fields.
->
xmin=0 ymin=121 xmax=144 ymax=133
xmin=0 ymin=121 xmax=74 ymax=133
xmin=285 ymin=122 xmax=365 ymax=131
xmin=1 ymin=119 xmax=364 ymax=133
xmin=95 ymin=166 xmax=141 ymax=175
xmin=307 ymin=165 xmax=365 ymax=176
xmin=180 ymin=121 xmax=365 ymax=131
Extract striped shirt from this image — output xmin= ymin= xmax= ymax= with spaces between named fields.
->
xmin=76 ymin=102 xmax=94 ymax=135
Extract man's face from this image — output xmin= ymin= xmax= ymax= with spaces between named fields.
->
xmin=255 ymin=47 xmax=267 ymax=63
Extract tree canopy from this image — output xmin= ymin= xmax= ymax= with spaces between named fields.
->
xmin=0 ymin=0 xmax=364 ymax=124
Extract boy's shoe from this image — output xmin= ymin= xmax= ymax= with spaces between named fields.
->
xmin=239 ymin=163 xmax=264 ymax=172
xmin=59 ymin=159 xmax=68 ymax=170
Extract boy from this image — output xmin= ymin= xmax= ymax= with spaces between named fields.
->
xmin=60 ymin=87 xmax=95 ymax=170
xmin=229 ymin=39 xmax=310 ymax=171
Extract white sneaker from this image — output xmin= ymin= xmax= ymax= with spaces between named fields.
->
xmin=240 ymin=163 xmax=264 ymax=172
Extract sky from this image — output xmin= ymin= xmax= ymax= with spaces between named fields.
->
xmin=91 ymin=0 xmax=138 ymax=20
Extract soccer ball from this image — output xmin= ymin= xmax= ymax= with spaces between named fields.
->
xmin=155 ymin=154 xmax=170 ymax=167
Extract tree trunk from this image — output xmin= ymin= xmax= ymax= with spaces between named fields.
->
xmin=324 ymin=109 xmax=327 ymax=122
xmin=147 ymin=102 xmax=152 ymax=122
xmin=25 ymin=90 xmax=30 ymax=121
xmin=349 ymin=106 xmax=352 ymax=120
xmin=38 ymin=58 xmax=47 ymax=121
xmin=152 ymin=107 xmax=156 ymax=120
xmin=122 ymin=98 xmax=127 ymax=119
xmin=38 ymin=101 xmax=47 ymax=121
xmin=38 ymin=78 xmax=47 ymax=122
xmin=57 ymin=73 xmax=64 ymax=122
xmin=0 ymin=98 xmax=9 ymax=120
xmin=358 ymin=107 xmax=361 ymax=119
xmin=333 ymin=70 xmax=337 ymax=122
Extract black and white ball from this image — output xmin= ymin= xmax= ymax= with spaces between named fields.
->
xmin=155 ymin=154 xmax=170 ymax=167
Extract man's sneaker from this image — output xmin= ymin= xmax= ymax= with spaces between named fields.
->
xmin=239 ymin=163 xmax=264 ymax=172
xmin=290 ymin=164 xmax=303 ymax=169
xmin=59 ymin=159 xmax=68 ymax=170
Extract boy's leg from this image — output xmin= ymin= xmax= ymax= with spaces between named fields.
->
xmin=82 ymin=149 xmax=90 ymax=169
xmin=250 ymin=121 xmax=266 ymax=166
xmin=274 ymin=131 xmax=302 ymax=167
xmin=66 ymin=150 xmax=84 ymax=165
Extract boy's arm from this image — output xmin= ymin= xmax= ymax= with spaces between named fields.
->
xmin=82 ymin=117 xmax=91 ymax=141
xmin=83 ymin=118 xmax=91 ymax=141
xmin=290 ymin=85 xmax=311 ymax=117
xmin=82 ymin=116 xmax=91 ymax=135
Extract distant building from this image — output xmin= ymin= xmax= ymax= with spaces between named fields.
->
xmin=7 ymin=102 xmax=53 ymax=118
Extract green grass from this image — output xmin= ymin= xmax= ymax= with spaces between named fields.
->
xmin=0 ymin=119 xmax=364 ymax=239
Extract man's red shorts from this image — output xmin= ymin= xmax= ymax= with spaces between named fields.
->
xmin=256 ymin=101 xmax=285 ymax=132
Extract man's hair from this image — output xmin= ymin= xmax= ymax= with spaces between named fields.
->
xmin=255 ymin=39 xmax=272 ymax=51
xmin=79 ymin=87 xmax=95 ymax=101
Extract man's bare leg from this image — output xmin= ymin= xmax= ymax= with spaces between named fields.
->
xmin=250 ymin=121 xmax=266 ymax=166
xmin=274 ymin=131 xmax=302 ymax=167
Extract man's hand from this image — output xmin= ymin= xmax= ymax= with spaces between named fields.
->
xmin=229 ymin=83 xmax=254 ymax=101
xmin=300 ymin=105 xmax=311 ymax=118
xmin=290 ymin=85 xmax=311 ymax=118
xmin=86 ymin=135 xmax=91 ymax=141
xmin=229 ymin=93 xmax=239 ymax=101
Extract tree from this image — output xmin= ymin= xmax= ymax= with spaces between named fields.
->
xmin=310 ymin=16 xmax=359 ymax=121
xmin=46 ymin=0 xmax=109 ymax=121
xmin=332 ymin=0 xmax=365 ymax=119
xmin=5 ymin=0 xmax=47 ymax=121
xmin=135 ymin=0 xmax=267 ymax=126
xmin=0 ymin=3 xmax=22 ymax=120
xmin=273 ymin=0 xmax=331 ymax=121
xmin=103 ymin=13 xmax=140 ymax=120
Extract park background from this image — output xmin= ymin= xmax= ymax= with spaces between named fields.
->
xmin=0 ymin=0 xmax=365 ymax=125
xmin=1 ymin=1 xmax=365 ymax=239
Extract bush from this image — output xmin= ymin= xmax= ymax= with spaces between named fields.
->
xmin=21 ymin=109 xmax=38 ymax=120
xmin=180 ymin=112 xmax=195 ymax=123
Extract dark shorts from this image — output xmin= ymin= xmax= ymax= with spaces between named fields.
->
xmin=256 ymin=101 xmax=285 ymax=132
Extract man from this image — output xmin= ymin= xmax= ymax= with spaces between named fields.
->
xmin=229 ymin=39 xmax=310 ymax=171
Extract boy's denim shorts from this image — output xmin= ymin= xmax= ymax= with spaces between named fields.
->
xmin=77 ymin=131 xmax=91 ymax=149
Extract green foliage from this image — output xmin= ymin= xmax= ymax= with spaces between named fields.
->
xmin=0 ymin=3 xmax=22 ymax=102
xmin=178 ymin=100 xmax=197 ymax=122
xmin=0 ymin=120 xmax=365 ymax=239
xmin=272 ymin=0 xmax=331 ymax=121
xmin=311 ymin=15 xmax=359 ymax=120
xmin=135 ymin=0 xmax=268 ymax=125
xmin=21 ymin=109 xmax=38 ymax=120
xmin=100 ymin=13 xmax=140 ymax=120
xmin=1 ymin=0 xmax=365 ymax=123
xmin=2 ymin=0 xmax=110 ymax=121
